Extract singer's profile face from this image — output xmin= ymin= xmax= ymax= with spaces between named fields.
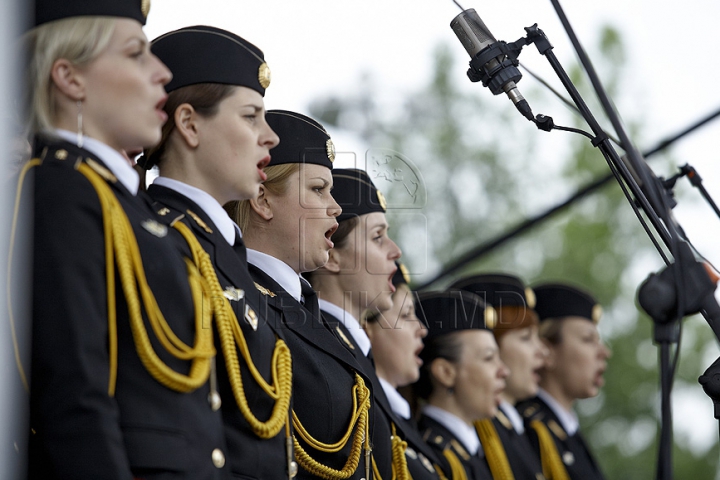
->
xmin=545 ymin=318 xmax=610 ymax=400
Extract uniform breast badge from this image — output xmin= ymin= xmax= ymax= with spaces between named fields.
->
xmin=141 ymin=219 xmax=168 ymax=238
xmin=223 ymin=286 xmax=245 ymax=302
xmin=244 ymin=305 xmax=258 ymax=331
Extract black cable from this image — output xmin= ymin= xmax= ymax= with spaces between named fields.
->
xmin=520 ymin=61 xmax=623 ymax=146
xmin=414 ymin=75 xmax=720 ymax=293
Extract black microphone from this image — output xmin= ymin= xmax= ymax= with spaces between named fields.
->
xmin=450 ymin=8 xmax=534 ymax=121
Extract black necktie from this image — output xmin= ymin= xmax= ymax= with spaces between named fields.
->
xmin=232 ymin=229 xmax=248 ymax=265
xmin=299 ymin=279 xmax=320 ymax=320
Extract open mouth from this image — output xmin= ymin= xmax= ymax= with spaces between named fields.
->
xmin=414 ymin=344 xmax=424 ymax=366
xmin=325 ymin=223 xmax=338 ymax=248
xmin=155 ymin=95 xmax=168 ymax=122
xmin=387 ymin=268 xmax=398 ymax=293
xmin=257 ymin=156 xmax=271 ymax=181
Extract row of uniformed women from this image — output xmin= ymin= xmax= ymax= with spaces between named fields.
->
xmin=18 ymin=0 xmax=611 ymax=478
xmin=22 ymin=1 xmax=406 ymax=478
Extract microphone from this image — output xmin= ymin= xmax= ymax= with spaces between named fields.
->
xmin=450 ymin=8 xmax=534 ymax=121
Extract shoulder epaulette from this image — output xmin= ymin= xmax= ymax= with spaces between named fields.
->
xmin=520 ymin=402 xmax=541 ymax=420
xmin=152 ymin=203 xmax=185 ymax=226
xmin=423 ymin=429 xmax=450 ymax=451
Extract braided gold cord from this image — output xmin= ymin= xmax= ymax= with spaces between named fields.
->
xmin=442 ymin=449 xmax=468 ymax=480
xmin=370 ymin=423 xmax=412 ymax=480
xmin=76 ymin=163 xmax=214 ymax=394
xmin=530 ymin=420 xmax=570 ymax=480
xmin=292 ymin=374 xmax=371 ymax=479
xmin=173 ymin=221 xmax=292 ymax=439
xmin=434 ymin=464 xmax=450 ymax=480
xmin=8 ymin=159 xmax=42 ymax=392
xmin=475 ymin=419 xmax=515 ymax=480
xmin=391 ymin=423 xmax=411 ymax=480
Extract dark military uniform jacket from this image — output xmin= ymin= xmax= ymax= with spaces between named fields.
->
xmin=489 ymin=404 xmax=545 ymax=480
xmin=418 ymin=413 xmax=492 ymax=480
xmin=147 ymin=182 xmax=291 ymax=479
xmin=25 ymin=136 xmax=229 ymax=479
xmin=248 ymin=262 xmax=392 ymax=480
xmin=518 ymin=394 xmax=605 ymax=480
xmin=323 ymin=310 xmax=443 ymax=480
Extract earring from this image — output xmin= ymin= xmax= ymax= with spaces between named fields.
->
xmin=76 ymin=100 xmax=84 ymax=148
xmin=447 ymin=386 xmax=455 ymax=396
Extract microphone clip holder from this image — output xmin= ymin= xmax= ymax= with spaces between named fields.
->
xmin=467 ymin=41 xmax=523 ymax=94
xmin=638 ymin=242 xmax=718 ymax=343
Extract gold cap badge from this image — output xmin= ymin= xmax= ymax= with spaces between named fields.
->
xmin=485 ymin=305 xmax=497 ymax=330
xmin=377 ymin=190 xmax=387 ymax=211
xmin=141 ymin=0 xmax=151 ymax=18
xmin=399 ymin=263 xmax=410 ymax=284
xmin=258 ymin=62 xmax=271 ymax=89
xmin=525 ymin=287 xmax=536 ymax=309
xmin=592 ymin=304 xmax=602 ymax=324
xmin=326 ymin=139 xmax=336 ymax=163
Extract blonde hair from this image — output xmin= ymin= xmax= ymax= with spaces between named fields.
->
xmin=225 ymin=163 xmax=300 ymax=233
xmin=23 ymin=16 xmax=116 ymax=136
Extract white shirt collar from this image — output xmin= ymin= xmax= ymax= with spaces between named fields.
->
xmin=421 ymin=405 xmax=482 ymax=457
xmin=538 ymin=388 xmax=579 ymax=435
xmin=152 ymin=177 xmax=239 ymax=245
xmin=318 ymin=300 xmax=372 ymax=356
xmin=379 ymin=377 xmax=411 ymax=420
xmin=247 ymin=249 xmax=302 ymax=302
xmin=55 ymin=129 xmax=139 ymax=195
xmin=499 ymin=401 xmax=525 ymax=435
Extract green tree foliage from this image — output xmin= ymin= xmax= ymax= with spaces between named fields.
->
xmin=310 ymin=24 xmax=720 ymax=479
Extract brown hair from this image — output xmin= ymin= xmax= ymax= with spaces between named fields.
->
xmin=225 ymin=163 xmax=300 ymax=233
xmin=492 ymin=306 xmax=539 ymax=341
xmin=538 ymin=318 xmax=564 ymax=345
xmin=413 ymin=332 xmax=464 ymax=401
xmin=146 ymin=83 xmax=237 ymax=167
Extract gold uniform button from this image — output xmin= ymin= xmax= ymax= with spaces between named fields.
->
xmin=212 ymin=448 xmax=225 ymax=468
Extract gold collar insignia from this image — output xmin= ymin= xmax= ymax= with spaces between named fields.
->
xmin=254 ymin=282 xmax=276 ymax=297
xmin=335 ymin=326 xmax=356 ymax=350
xmin=185 ymin=209 xmax=213 ymax=234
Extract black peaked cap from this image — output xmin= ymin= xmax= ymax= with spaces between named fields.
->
xmin=533 ymin=283 xmax=601 ymax=324
xmin=152 ymin=25 xmax=270 ymax=95
xmin=332 ymin=168 xmax=387 ymax=223
xmin=450 ymin=273 xmax=535 ymax=309
xmin=35 ymin=0 xmax=150 ymax=27
xmin=266 ymin=110 xmax=334 ymax=170
xmin=416 ymin=291 xmax=496 ymax=341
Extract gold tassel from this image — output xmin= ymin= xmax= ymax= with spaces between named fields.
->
xmin=442 ymin=449 xmax=468 ymax=480
xmin=474 ymin=419 xmax=515 ymax=480
xmin=530 ymin=420 xmax=570 ymax=480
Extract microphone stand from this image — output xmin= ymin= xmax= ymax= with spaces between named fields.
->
xmin=413 ymin=107 xmax=720 ymax=291
xmin=455 ymin=4 xmax=720 ymax=478
xmin=663 ymin=164 xmax=720 ymax=222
